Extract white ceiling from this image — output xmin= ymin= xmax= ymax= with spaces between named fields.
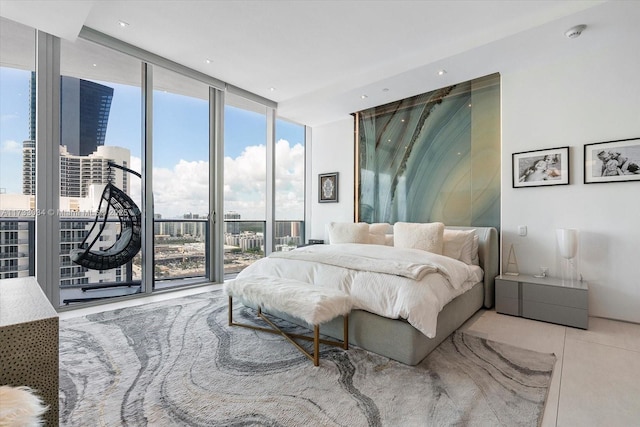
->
xmin=1 ymin=0 xmax=636 ymax=126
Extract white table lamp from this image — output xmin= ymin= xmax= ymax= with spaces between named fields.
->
xmin=556 ymin=228 xmax=578 ymax=284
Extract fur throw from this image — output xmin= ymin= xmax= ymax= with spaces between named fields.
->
xmin=224 ymin=275 xmax=352 ymax=325
xmin=0 ymin=386 xmax=48 ymax=427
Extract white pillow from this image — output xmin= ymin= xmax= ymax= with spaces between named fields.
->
xmin=443 ymin=229 xmax=476 ymax=264
xmin=328 ymin=222 xmax=370 ymax=244
xmin=369 ymin=223 xmax=393 ymax=235
xmin=368 ymin=234 xmax=386 ymax=245
xmin=471 ymin=234 xmax=480 ymax=265
xmin=371 ymin=234 xmax=394 ymax=246
xmin=393 ymin=222 xmax=445 ymax=254
xmin=368 ymin=223 xmax=393 ymax=245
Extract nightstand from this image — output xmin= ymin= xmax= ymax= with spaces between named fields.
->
xmin=495 ymin=274 xmax=588 ymax=329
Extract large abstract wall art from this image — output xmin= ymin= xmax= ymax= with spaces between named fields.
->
xmin=355 ymin=73 xmax=500 ymax=228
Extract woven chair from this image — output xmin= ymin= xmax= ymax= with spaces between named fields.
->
xmin=70 ymin=179 xmax=141 ymax=271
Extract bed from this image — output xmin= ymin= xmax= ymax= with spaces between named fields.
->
xmin=234 ymin=223 xmax=499 ymax=365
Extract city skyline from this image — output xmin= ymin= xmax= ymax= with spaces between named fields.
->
xmin=0 ymin=67 xmax=305 ymax=219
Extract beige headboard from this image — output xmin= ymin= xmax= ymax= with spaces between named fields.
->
xmin=445 ymin=226 xmax=499 ymax=308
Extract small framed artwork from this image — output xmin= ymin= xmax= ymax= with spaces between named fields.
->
xmin=318 ymin=172 xmax=339 ymax=203
xmin=584 ymin=137 xmax=640 ymax=184
xmin=512 ymin=146 xmax=570 ymax=188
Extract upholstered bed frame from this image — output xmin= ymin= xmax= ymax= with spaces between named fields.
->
xmin=241 ymin=226 xmax=499 ymax=366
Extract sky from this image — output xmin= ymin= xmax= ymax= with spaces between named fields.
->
xmin=0 ymin=67 xmax=305 ymax=220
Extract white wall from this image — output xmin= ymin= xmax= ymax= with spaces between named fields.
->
xmin=501 ymin=34 xmax=640 ymax=323
xmin=308 ymin=118 xmax=354 ymax=242
xmin=310 ymin=36 xmax=640 ymax=323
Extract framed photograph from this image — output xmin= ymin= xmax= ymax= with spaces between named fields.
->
xmin=584 ymin=137 xmax=640 ymax=184
xmin=512 ymin=146 xmax=570 ymax=188
xmin=318 ymin=172 xmax=339 ymax=203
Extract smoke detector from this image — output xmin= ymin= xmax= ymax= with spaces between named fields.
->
xmin=565 ymin=24 xmax=587 ymax=39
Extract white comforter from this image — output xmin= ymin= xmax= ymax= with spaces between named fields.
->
xmin=236 ymin=243 xmax=483 ymax=338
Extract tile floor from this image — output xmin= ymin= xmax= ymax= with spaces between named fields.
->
xmin=460 ymin=310 xmax=640 ymax=427
xmin=60 ymin=285 xmax=640 ymax=427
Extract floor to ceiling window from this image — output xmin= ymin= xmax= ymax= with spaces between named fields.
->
xmin=58 ymin=36 xmax=143 ymax=305
xmin=274 ymin=118 xmax=305 ymax=251
xmin=0 ymin=18 xmax=36 ymax=280
xmin=223 ymin=96 xmax=268 ymax=277
xmin=152 ymin=66 xmax=210 ymax=288
xmin=0 ymin=20 xmax=305 ymax=308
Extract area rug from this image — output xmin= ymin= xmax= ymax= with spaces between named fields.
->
xmin=59 ymin=289 xmax=555 ymax=426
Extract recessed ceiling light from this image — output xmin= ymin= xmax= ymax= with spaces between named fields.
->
xmin=205 ymin=59 xmax=212 ymax=64
xmin=361 ymin=94 xmax=368 ymax=99
xmin=118 ymin=20 xmax=129 ymax=28
xmin=438 ymin=70 xmax=447 ymax=76
xmin=269 ymin=87 xmax=276 ymax=92
xmin=92 ymin=63 xmax=97 ymax=67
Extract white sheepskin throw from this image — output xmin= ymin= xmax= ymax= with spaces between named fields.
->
xmin=0 ymin=386 xmax=48 ymax=427
xmin=224 ymin=275 xmax=352 ymax=325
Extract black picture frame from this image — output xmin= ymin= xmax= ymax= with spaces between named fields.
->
xmin=318 ymin=172 xmax=338 ymax=203
xmin=512 ymin=146 xmax=570 ymax=188
xmin=584 ymin=137 xmax=640 ymax=184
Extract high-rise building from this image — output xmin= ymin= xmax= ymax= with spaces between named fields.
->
xmin=29 ymin=73 xmax=113 ymax=155
xmin=22 ymin=140 xmax=35 ymax=196
xmin=0 ymin=219 xmax=31 ymax=280
xmin=60 ymin=76 xmax=114 ymax=156
xmin=224 ymin=211 xmax=241 ymax=235
xmin=183 ymin=213 xmax=205 ymax=238
xmin=24 ymin=74 xmax=115 ymax=195
xmin=23 ymin=144 xmax=130 ymax=197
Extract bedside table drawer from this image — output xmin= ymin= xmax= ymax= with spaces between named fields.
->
xmin=496 ymin=296 xmax=520 ymax=316
xmin=496 ymin=279 xmax=519 ymax=299
xmin=522 ymin=300 xmax=588 ymax=329
xmin=522 ymin=282 xmax=587 ymax=310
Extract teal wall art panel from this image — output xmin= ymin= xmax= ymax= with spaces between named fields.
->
xmin=355 ymin=73 xmax=500 ymax=228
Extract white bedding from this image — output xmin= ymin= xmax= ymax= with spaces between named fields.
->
xmin=236 ymin=243 xmax=484 ymax=338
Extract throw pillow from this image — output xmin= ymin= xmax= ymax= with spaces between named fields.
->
xmin=393 ymin=222 xmax=445 ymax=254
xmin=328 ymin=222 xmax=370 ymax=244
xmin=443 ymin=229 xmax=476 ymax=264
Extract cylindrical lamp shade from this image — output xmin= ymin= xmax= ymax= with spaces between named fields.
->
xmin=556 ymin=229 xmax=578 ymax=259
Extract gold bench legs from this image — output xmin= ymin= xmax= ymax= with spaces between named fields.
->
xmin=228 ymin=296 xmax=349 ymax=366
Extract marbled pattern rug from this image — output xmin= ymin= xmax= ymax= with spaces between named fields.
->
xmin=59 ymin=290 xmax=555 ymax=426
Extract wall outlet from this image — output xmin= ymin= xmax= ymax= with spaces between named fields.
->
xmin=518 ymin=225 xmax=527 ymax=236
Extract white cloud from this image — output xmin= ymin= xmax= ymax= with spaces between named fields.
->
xmin=154 ymin=159 xmax=210 ymax=218
xmin=128 ymin=139 xmax=304 ymax=220
xmin=0 ymin=139 xmax=22 ymax=154
xmin=224 ymin=144 xmax=267 ymax=219
xmin=274 ymin=139 xmax=305 ymax=219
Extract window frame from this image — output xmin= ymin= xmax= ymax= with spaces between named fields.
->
xmin=17 ymin=26 xmax=308 ymax=309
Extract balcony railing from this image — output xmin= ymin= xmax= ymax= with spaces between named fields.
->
xmin=0 ymin=217 xmax=304 ymax=303
xmin=153 ymin=218 xmax=209 ymax=286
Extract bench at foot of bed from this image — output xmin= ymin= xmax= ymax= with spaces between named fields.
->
xmin=223 ymin=275 xmax=352 ymax=366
